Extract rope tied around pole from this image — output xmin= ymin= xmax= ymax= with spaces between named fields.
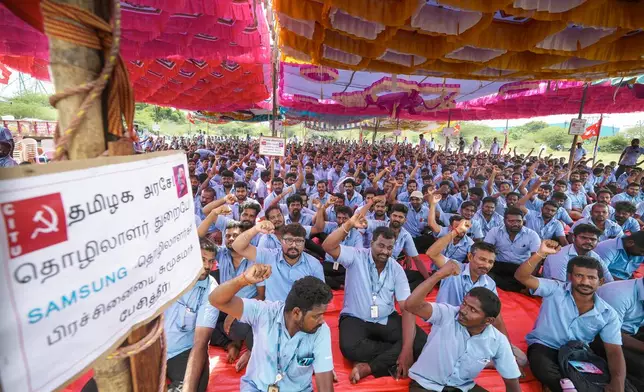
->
xmin=105 ymin=314 xmax=167 ymax=392
xmin=42 ymin=0 xmax=136 ymax=160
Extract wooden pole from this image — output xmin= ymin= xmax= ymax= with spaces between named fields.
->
xmin=371 ymin=118 xmax=379 ymax=143
xmin=592 ymin=115 xmax=603 ymax=164
xmin=48 ymin=0 xmax=106 ymax=159
xmin=445 ymin=111 xmax=451 ymax=152
xmin=45 ymin=1 xmax=162 ymax=391
xmin=568 ymin=83 xmax=589 ymax=170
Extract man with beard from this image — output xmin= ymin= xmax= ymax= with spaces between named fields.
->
xmin=210 ymin=270 xmax=335 ymax=392
xmin=285 ymin=194 xmax=313 ymax=225
xmin=232 ymin=221 xmax=325 ymax=302
xmin=230 ymin=182 xmax=259 ymax=221
xmin=322 ymin=205 xmax=364 ymax=290
xmin=364 ymin=202 xmax=430 ymax=291
xmin=484 ymin=207 xmax=540 ymax=292
xmin=199 ymin=195 xmax=261 ymax=246
xmin=594 ymin=231 xmax=644 ymax=280
xmin=405 ymin=272 xmax=521 ymax=392
xmin=207 ymin=221 xmax=264 ymax=373
xmin=616 ymin=138 xmax=644 ymax=178
xmin=613 ymin=201 xmax=640 ymax=234
xmin=472 ymin=197 xmax=503 ymax=238
xmin=399 ymin=191 xmax=433 ymax=254
xmin=613 ymin=182 xmax=644 ymax=206
xmin=515 ymin=241 xmax=626 ymax=392
xmin=309 ymin=180 xmax=331 ymax=210
xmin=595 ymin=278 xmax=644 ymax=391
xmin=195 ymin=187 xmax=217 ymax=231
xmin=322 ymin=218 xmax=428 ymax=385
xmin=582 ymin=188 xmax=615 ymax=219
xmin=264 ymin=170 xmax=304 ymax=210
xmin=82 ymin=238 xmax=220 ymax=392
xmin=255 ymin=169 xmax=271 ymax=206
xmin=212 ymin=170 xmax=235 ymax=199
xmin=343 ymin=178 xmax=364 ymax=210
xmin=571 ymin=202 xmax=623 ymax=242
xmin=518 ymin=199 xmax=568 ymax=246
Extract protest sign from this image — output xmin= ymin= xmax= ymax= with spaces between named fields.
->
xmin=259 ymin=136 xmax=286 ymax=157
xmin=0 ymin=151 xmax=203 ymax=392
xmin=568 ymin=118 xmax=587 ymax=135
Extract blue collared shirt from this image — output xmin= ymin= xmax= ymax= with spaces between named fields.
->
xmin=483 ymin=226 xmax=540 ymax=265
xmin=437 ymin=227 xmax=473 ymax=264
xmin=215 ymin=216 xmax=260 ymax=246
xmin=337 ymin=245 xmax=410 ymax=325
xmin=216 ymin=246 xmax=261 ymax=299
xmin=401 ymin=203 xmax=429 ymax=237
xmin=344 ymin=192 xmax=364 ymax=210
xmin=441 ymin=213 xmax=484 ymax=240
xmin=472 ymin=211 xmax=503 ymax=238
xmin=597 ymin=278 xmax=644 ymax=335
xmin=594 ymin=238 xmax=644 ymax=280
xmin=618 ymin=216 xmax=640 ymax=234
xmin=570 ymin=217 xmax=624 ymax=242
xmin=526 ymin=279 xmax=622 ymax=349
xmin=164 ymin=277 xmax=219 ymax=359
xmin=308 ymin=192 xmax=330 ymax=210
xmin=366 ymin=220 xmax=418 ymax=258
xmin=439 ymin=195 xmax=459 ymax=213
xmin=256 ymin=249 xmax=325 ymax=302
xmin=566 ymin=190 xmax=587 ymax=210
xmin=612 ymin=192 xmax=644 ymax=207
xmin=542 ymin=244 xmax=613 ymax=283
xmin=324 ymin=226 xmax=363 ymax=262
xmin=240 ymin=299 xmax=334 ymax=392
xmin=435 ymin=262 xmax=498 ymax=307
xmin=524 ymin=210 xmax=565 ymax=240
xmin=582 ymin=203 xmax=615 ymax=220
xmin=409 ymin=303 xmax=520 ymax=391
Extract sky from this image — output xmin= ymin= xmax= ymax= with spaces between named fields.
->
xmin=2 ymin=72 xmax=643 ymax=130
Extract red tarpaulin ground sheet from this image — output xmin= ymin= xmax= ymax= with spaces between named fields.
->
xmin=63 ymin=273 xmax=545 ymax=391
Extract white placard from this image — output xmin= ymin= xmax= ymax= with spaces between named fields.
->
xmin=442 ymin=127 xmax=456 ymax=137
xmin=0 ymin=152 xmax=202 ymax=392
xmin=259 ymin=136 xmax=286 ymax=157
xmin=568 ymin=118 xmax=587 ymax=135
xmin=393 ymin=129 xmax=402 ymax=136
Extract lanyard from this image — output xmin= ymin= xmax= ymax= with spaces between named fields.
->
xmin=178 ymin=284 xmax=206 ymax=312
xmin=368 ymin=261 xmax=388 ymax=304
xmin=275 ymin=325 xmax=302 ymax=382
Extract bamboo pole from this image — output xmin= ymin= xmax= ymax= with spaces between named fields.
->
xmin=45 ymin=1 xmax=162 ymax=391
xmin=568 ymin=83 xmax=589 ymax=170
xmin=47 ymin=0 xmax=106 ymax=159
xmin=445 ymin=111 xmax=451 ymax=152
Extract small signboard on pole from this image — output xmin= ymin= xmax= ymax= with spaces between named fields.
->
xmin=259 ymin=136 xmax=286 ymax=157
xmin=568 ymin=118 xmax=587 ymax=135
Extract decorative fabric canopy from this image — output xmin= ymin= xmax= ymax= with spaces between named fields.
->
xmin=0 ymin=1 xmax=271 ymax=110
xmin=275 ymin=0 xmax=644 ymax=80
xmin=279 ymin=62 xmax=644 ymax=121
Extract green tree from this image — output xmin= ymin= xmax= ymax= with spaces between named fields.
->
xmin=621 ymin=125 xmax=644 ymax=140
xmin=0 ymin=92 xmax=58 ymax=120
xmin=533 ymin=126 xmax=572 ymax=150
xmin=599 ymin=135 xmax=630 ymax=153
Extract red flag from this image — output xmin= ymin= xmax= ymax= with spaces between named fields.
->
xmin=187 ymin=113 xmax=195 ymax=124
xmin=0 ymin=62 xmax=10 ymax=84
xmin=581 ymin=115 xmax=602 ymax=140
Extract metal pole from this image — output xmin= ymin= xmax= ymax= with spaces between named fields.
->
xmin=592 ymin=115 xmax=602 ymax=164
xmin=568 ymin=83 xmax=589 ymax=169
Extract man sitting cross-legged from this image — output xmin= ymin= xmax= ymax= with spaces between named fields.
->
xmin=322 ymin=211 xmax=427 ymax=384
xmin=404 ymin=262 xmax=522 ymax=392
xmin=426 ymin=219 xmax=527 ymax=368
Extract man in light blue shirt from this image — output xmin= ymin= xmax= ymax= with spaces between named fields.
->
xmin=401 ymin=191 xmax=433 ymax=253
xmin=596 ymin=278 xmax=644 ymax=391
xmin=472 ymin=197 xmax=503 ymax=238
xmin=322 ymin=205 xmax=364 ymax=290
xmin=322 ymin=220 xmax=428 ymax=384
xmin=571 ymin=202 xmax=624 ymax=242
xmin=582 ymin=189 xmax=615 ymax=220
xmin=343 ymin=178 xmax=364 ymax=210
xmin=515 ymin=242 xmax=626 ymax=392
xmin=612 ymin=183 xmax=644 ymax=206
xmin=285 ymin=194 xmax=314 ymax=226
xmin=209 ymin=268 xmax=335 ymax=392
xmin=404 ymin=265 xmax=521 ymax=392
xmin=232 ymin=221 xmax=325 ymax=302
xmin=566 ymin=179 xmax=588 ymax=212
xmin=543 ymin=223 xmax=613 ymax=282
xmin=613 ymin=201 xmax=640 ymax=234
xmin=484 ymin=207 xmax=540 ymax=292
xmin=209 ymin=221 xmax=263 ymax=371
xmin=594 ymin=232 xmax=644 ymax=280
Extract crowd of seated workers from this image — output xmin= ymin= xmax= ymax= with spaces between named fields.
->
xmin=87 ymin=135 xmax=644 ymax=392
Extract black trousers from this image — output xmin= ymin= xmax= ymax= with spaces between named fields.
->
xmin=615 ymin=164 xmax=628 ymax=179
xmin=210 ymin=309 xmax=254 ymax=350
xmin=405 ymin=270 xmax=426 ymax=292
xmin=323 ymin=261 xmax=346 ymax=290
xmin=80 ymin=348 xmax=208 ymax=392
xmin=527 ymin=343 xmax=564 ymax=392
xmin=488 ymin=261 xmax=525 ymax=293
xmin=339 ymin=312 xmax=427 ymax=378
xmin=409 ymin=380 xmax=488 ymax=392
xmin=591 ymin=330 xmax=644 ymax=391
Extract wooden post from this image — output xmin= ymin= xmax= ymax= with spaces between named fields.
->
xmin=371 ymin=118 xmax=379 ymax=143
xmin=48 ymin=0 xmax=106 ymax=159
xmin=45 ymin=1 xmax=163 ymax=391
xmin=445 ymin=111 xmax=451 ymax=152
xmin=568 ymin=83 xmax=589 ymax=170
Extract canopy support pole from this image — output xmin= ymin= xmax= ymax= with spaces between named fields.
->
xmin=445 ymin=111 xmax=451 ymax=152
xmin=372 ymin=118 xmax=379 ymax=143
xmin=45 ymin=1 xmax=162 ymax=391
xmin=271 ymin=58 xmax=278 ymax=137
xmin=568 ymin=83 xmax=589 ymax=170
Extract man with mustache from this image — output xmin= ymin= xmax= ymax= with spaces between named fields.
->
xmin=483 ymin=207 xmax=541 ymax=292
xmin=232 ymin=220 xmax=324 ymax=302
xmin=210 ymin=268 xmax=335 ymax=392
xmin=199 ymin=195 xmax=262 ymax=246
xmin=322 ymin=214 xmax=428 ymax=385
xmin=571 ymin=202 xmax=624 ymax=242
xmin=594 ymin=231 xmax=644 ymax=280
xmin=404 ymin=265 xmax=521 ymax=392
xmin=515 ymin=240 xmax=626 ymax=392
xmin=542 ymin=223 xmax=613 ymax=283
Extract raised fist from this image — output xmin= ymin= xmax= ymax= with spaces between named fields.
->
xmin=242 ymin=264 xmax=272 ymax=284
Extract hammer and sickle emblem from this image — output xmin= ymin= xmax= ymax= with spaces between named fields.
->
xmin=30 ymin=205 xmax=59 ymax=239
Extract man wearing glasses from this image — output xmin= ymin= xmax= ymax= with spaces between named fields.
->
xmin=232 ymin=221 xmax=325 ymax=302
